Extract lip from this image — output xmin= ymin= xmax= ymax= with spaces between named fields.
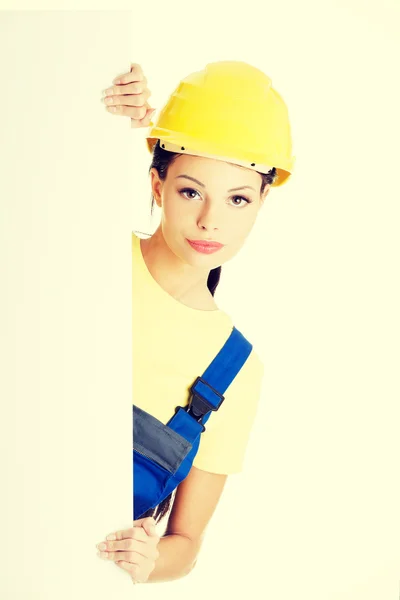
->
xmin=186 ymin=239 xmax=225 ymax=254
xmin=189 ymin=239 xmax=224 ymax=248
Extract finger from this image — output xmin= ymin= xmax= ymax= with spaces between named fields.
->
xmin=102 ymin=89 xmax=151 ymax=108
xmin=133 ymin=516 xmax=158 ymax=537
xmin=133 ymin=516 xmax=156 ymax=528
xmin=113 ymin=63 xmax=144 ymax=85
xmin=105 ymin=524 xmax=148 ymax=543
xmin=103 ymin=80 xmax=148 ymax=97
xmin=141 ymin=518 xmax=158 ymax=538
xmin=98 ymin=536 xmax=149 ymax=554
xmin=130 ymin=63 xmax=144 ymax=76
xmin=106 ymin=550 xmax=156 ymax=563
xmin=104 ymin=105 xmax=148 ymax=119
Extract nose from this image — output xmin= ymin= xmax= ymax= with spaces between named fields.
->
xmin=197 ymin=201 xmax=221 ymax=232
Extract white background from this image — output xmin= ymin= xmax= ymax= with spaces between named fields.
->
xmin=0 ymin=3 xmax=399 ymax=599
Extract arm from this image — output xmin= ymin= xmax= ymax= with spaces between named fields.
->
xmin=147 ymin=465 xmax=228 ymax=583
xmin=147 ymin=355 xmax=265 ymax=583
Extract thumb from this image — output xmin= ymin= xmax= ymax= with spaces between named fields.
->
xmin=140 ymin=106 xmax=157 ymax=128
xmin=130 ymin=107 xmax=156 ymax=129
xmin=133 ymin=516 xmax=157 ymax=536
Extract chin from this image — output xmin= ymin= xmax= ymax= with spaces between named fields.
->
xmin=188 ymin=251 xmax=226 ymax=272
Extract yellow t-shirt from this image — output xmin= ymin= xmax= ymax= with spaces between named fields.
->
xmin=132 ymin=231 xmax=264 ymax=474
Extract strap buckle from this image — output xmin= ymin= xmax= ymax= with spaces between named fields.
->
xmin=186 ymin=376 xmax=225 ymax=423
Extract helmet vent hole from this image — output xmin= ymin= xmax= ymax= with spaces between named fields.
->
xmin=251 ymin=163 xmax=255 ymax=167
xmin=181 ymin=146 xmax=185 ymax=151
xmin=161 ymin=144 xmax=165 ymax=148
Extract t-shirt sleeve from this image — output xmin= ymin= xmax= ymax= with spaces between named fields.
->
xmin=191 ymin=349 xmax=265 ymax=475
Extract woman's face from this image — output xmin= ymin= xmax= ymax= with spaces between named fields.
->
xmin=151 ymin=153 xmax=270 ymax=270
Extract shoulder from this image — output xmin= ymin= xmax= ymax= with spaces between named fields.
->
xmin=231 ymin=329 xmax=265 ymax=382
xmin=226 ymin=345 xmax=264 ymax=404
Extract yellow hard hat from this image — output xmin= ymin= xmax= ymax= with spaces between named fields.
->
xmin=146 ymin=61 xmax=295 ymax=187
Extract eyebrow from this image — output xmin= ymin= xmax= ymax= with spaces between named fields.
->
xmin=175 ymin=174 xmax=257 ymax=193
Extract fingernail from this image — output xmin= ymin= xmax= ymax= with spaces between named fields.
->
xmin=113 ymin=78 xmax=121 ymax=84
xmin=97 ymin=542 xmax=107 ymax=550
xmin=106 ymin=533 xmax=116 ymax=541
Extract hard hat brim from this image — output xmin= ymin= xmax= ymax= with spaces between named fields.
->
xmin=146 ymin=135 xmax=294 ymax=188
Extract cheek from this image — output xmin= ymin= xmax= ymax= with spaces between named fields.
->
xmin=228 ymin=210 xmax=258 ymax=236
xmin=163 ymin=195 xmax=193 ymax=225
xmin=161 ymin=197 xmax=179 ymax=221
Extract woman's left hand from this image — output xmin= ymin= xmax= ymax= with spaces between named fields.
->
xmin=96 ymin=516 xmax=160 ymax=584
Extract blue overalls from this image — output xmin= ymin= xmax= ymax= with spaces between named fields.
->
xmin=133 ymin=326 xmax=253 ymax=519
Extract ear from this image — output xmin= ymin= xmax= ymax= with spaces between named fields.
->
xmin=150 ymin=168 xmax=163 ymax=208
xmin=260 ymin=185 xmax=271 ymax=207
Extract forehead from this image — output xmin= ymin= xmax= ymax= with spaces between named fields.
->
xmin=168 ymin=153 xmax=263 ymax=189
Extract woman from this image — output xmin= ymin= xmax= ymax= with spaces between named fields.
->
xmin=95 ymin=61 xmax=294 ymax=585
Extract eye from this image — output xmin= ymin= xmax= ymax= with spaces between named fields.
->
xmin=179 ymin=187 xmax=201 ymax=200
xmin=229 ymin=195 xmax=252 ymax=208
xmin=179 ymin=188 xmax=252 ymax=208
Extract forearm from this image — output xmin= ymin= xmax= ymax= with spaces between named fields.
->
xmin=146 ymin=533 xmax=199 ymax=583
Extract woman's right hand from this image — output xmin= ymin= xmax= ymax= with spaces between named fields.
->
xmin=101 ymin=63 xmax=156 ymax=128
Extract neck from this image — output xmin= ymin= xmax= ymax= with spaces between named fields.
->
xmin=140 ymin=229 xmax=217 ymax=310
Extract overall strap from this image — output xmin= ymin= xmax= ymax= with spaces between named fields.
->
xmin=186 ymin=326 xmax=252 ymax=427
